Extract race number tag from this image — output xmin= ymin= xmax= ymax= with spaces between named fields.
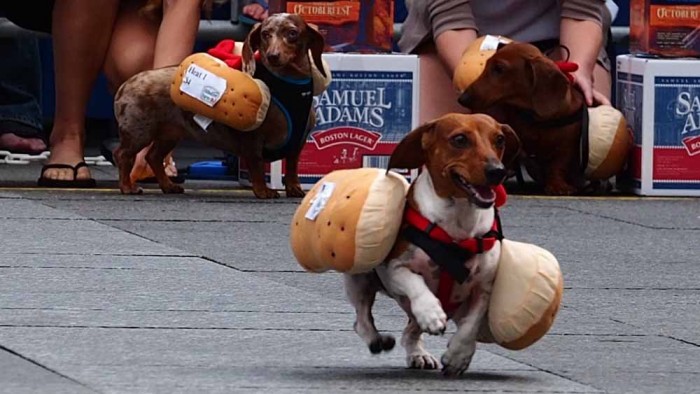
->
xmin=305 ymin=182 xmax=336 ymax=220
xmin=179 ymin=64 xmax=227 ymax=107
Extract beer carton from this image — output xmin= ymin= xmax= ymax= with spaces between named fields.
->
xmin=630 ymin=0 xmax=700 ymax=57
xmin=240 ymin=53 xmax=420 ymax=191
xmin=616 ymin=54 xmax=700 ymax=196
xmin=268 ymin=0 xmax=394 ymax=53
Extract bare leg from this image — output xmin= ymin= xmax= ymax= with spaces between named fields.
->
xmin=593 ymin=63 xmax=612 ymax=103
xmin=402 ymin=318 xmax=439 ymax=369
xmin=344 ymin=273 xmax=395 ymax=354
xmin=42 ymin=0 xmax=120 ymax=182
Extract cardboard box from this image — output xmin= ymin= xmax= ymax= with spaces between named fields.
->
xmin=268 ymin=0 xmax=394 ymax=53
xmin=616 ymin=54 xmax=700 ymax=196
xmin=240 ymin=53 xmax=420 ymax=190
xmin=630 ymin=0 xmax=700 ymax=57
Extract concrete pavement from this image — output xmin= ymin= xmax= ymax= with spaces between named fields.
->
xmin=0 ymin=160 xmax=698 ymax=393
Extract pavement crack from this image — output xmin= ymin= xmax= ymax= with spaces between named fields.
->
xmin=544 ymin=205 xmax=699 ymax=230
xmin=0 ymin=343 xmax=99 ymax=392
xmin=98 ymin=218 xmax=282 ymax=224
xmin=662 ymin=335 xmax=700 ymax=348
xmin=199 ymin=255 xmax=244 ymax=271
xmin=485 ymin=351 xmax=602 ymax=392
xmin=0 ymin=324 xmax=372 ymax=332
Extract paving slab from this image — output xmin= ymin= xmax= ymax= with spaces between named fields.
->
xmin=0 ymin=256 xmax=355 ymax=314
xmin=562 ymin=288 xmax=700 ymax=345
xmin=0 ymin=328 xmax=597 ymax=394
xmin=0 ymin=347 xmax=95 ymax=394
xmin=0 ymin=218 xmax=192 ymax=256
xmin=489 ymin=334 xmax=700 ymax=394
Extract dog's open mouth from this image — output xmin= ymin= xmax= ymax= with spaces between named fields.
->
xmin=450 ymin=171 xmax=496 ymax=208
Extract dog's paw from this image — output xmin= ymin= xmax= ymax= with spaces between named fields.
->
xmin=368 ymin=334 xmax=395 ymax=354
xmin=412 ymin=294 xmax=447 ymax=335
xmin=120 ymin=184 xmax=143 ymax=195
xmin=253 ymin=187 xmax=281 ymax=199
xmin=161 ymin=184 xmax=184 ymax=194
xmin=406 ymin=351 xmax=440 ymax=370
xmin=440 ymin=346 xmax=475 ymax=377
xmin=285 ymin=184 xmax=306 ymax=198
xmin=544 ymin=181 xmax=577 ymax=196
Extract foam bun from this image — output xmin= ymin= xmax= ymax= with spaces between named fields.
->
xmin=487 ymin=239 xmax=563 ymax=350
xmin=290 ymin=168 xmax=409 ymax=274
xmin=170 ymin=53 xmax=270 ymax=131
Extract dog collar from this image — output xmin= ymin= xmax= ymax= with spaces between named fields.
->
xmin=401 ymin=185 xmax=506 ymax=315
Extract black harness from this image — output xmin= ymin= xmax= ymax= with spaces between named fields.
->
xmin=519 ymin=102 xmax=590 ymax=174
xmin=253 ymin=63 xmax=314 ymax=162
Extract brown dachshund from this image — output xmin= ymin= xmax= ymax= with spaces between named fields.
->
xmin=113 ymin=13 xmax=326 ymax=198
xmin=458 ymin=42 xmax=587 ymax=195
xmin=344 ymin=113 xmax=521 ymax=375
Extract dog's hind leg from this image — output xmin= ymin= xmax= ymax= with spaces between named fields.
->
xmin=402 ymin=318 xmax=440 ymax=369
xmin=344 ymin=272 xmax=395 ymax=354
xmin=145 ymin=125 xmax=185 ymax=194
xmin=114 ymin=139 xmax=146 ymax=195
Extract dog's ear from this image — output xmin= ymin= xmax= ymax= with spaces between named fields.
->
xmin=500 ymin=123 xmax=522 ymax=166
xmin=528 ymin=57 xmax=569 ymax=119
xmin=242 ymin=23 xmax=262 ymax=75
xmin=388 ymin=121 xmax=436 ymax=171
xmin=305 ymin=23 xmax=327 ymax=78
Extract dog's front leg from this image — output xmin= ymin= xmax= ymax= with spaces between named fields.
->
xmin=402 ymin=318 xmax=440 ymax=369
xmin=376 ymin=258 xmax=447 ymax=335
xmin=440 ymin=287 xmax=490 ymax=376
xmin=243 ymin=155 xmax=280 ymax=199
xmin=283 ymin=149 xmax=305 ymax=198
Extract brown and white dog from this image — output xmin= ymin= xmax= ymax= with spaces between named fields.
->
xmin=344 ymin=113 xmax=520 ymax=376
xmin=458 ymin=42 xmax=588 ymax=195
xmin=113 ymin=13 xmax=325 ymax=198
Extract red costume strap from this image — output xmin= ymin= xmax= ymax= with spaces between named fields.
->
xmin=206 ymin=39 xmax=261 ymax=70
xmin=554 ymin=61 xmax=578 ymax=84
xmin=403 ymin=185 xmax=506 ymax=314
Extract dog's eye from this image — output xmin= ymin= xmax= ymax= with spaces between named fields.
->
xmin=495 ymin=134 xmax=506 ymax=149
xmin=450 ymin=134 xmax=470 ymax=149
xmin=261 ymin=31 xmax=272 ymax=40
xmin=491 ymin=62 xmax=505 ymax=76
xmin=287 ymin=30 xmax=299 ymax=42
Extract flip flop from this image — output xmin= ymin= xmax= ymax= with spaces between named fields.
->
xmin=37 ymin=162 xmax=97 ymax=188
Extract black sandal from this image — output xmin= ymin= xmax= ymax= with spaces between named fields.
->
xmin=37 ymin=162 xmax=97 ymax=188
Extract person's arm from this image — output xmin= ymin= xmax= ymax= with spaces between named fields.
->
xmin=435 ymin=29 xmax=478 ymax=74
xmin=559 ymin=0 xmax=609 ymax=105
xmin=429 ymin=0 xmax=478 ymax=73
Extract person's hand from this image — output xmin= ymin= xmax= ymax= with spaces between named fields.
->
xmin=572 ymin=69 xmax=610 ymax=106
xmin=243 ymin=4 xmax=268 ymax=21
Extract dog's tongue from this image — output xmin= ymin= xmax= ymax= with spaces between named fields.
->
xmin=473 ymin=185 xmax=495 ymax=201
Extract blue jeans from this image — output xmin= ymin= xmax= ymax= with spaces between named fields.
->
xmin=0 ymin=34 xmax=43 ymax=135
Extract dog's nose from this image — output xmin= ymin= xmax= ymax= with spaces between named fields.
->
xmin=267 ymin=52 xmax=281 ymax=64
xmin=457 ymin=90 xmax=471 ymax=108
xmin=484 ymin=160 xmax=507 ymax=185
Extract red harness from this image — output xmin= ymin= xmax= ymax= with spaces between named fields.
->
xmin=403 ymin=184 xmax=507 ymax=314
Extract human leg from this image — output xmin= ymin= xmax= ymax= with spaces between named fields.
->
xmin=0 ymin=35 xmax=46 ymax=154
xmin=40 ymin=0 xmax=120 ymax=184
